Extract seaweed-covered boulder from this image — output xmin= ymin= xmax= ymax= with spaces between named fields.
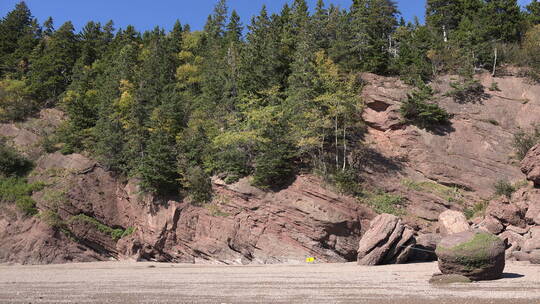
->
xmin=435 ymin=231 xmax=505 ymax=281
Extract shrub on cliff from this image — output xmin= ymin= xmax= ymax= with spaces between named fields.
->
xmin=0 ymin=79 xmax=37 ymax=122
xmin=0 ymin=139 xmax=32 ymax=177
xmin=513 ymin=124 xmax=540 ymax=160
xmin=182 ymin=166 xmax=213 ymax=205
xmin=445 ymin=79 xmax=485 ymax=104
xmin=400 ymin=83 xmax=451 ymax=129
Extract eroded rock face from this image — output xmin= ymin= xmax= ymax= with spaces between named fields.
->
xmin=357 ymin=214 xmax=415 ymax=265
xmin=486 ymin=197 xmax=526 ymax=228
xmin=2 ymin=151 xmax=376 ymax=265
xmin=436 ymin=232 xmax=506 ymax=281
xmin=438 ymin=210 xmax=470 ymax=236
xmin=360 ymin=73 xmax=537 ymax=232
xmin=0 ymin=207 xmax=104 ymax=264
xmin=522 ymin=143 xmax=540 ymax=187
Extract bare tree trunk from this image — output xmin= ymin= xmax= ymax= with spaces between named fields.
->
xmin=335 ymin=115 xmax=339 ymax=170
xmin=342 ymin=124 xmax=347 ymax=171
xmin=492 ymin=46 xmax=498 ymax=77
xmin=443 ymin=25 xmax=448 ymax=43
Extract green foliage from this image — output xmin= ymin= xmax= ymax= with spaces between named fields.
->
xmin=0 ymin=2 xmax=40 ymax=78
xmin=463 ymin=201 xmax=488 ymax=220
xmin=327 ymin=169 xmax=361 ymax=196
xmin=252 ymin=142 xmax=296 ymax=190
xmin=0 ymin=176 xmax=43 ymax=216
xmin=0 ymin=139 xmax=33 ymax=176
xmin=68 ymin=214 xmax=127 ymax=241
xmin=27 ymin=21 xmax=79 ymax=101
xmin=0 ymin=79 xmax=37 ymax=122
xmin=400 ymin=83 xmax=451 ymax=129
xmin=38 ymin=210 xmax=64 ymax=228
xmin=361 ymin=191 xmax=405 ymax=216
xmin=181 ymin=166 xmax=213 ymax=205
xmin=446 ymin=79 xmax=485 ymax=104
xmin=1 ymin=0 xmax=539 ymax=199
xmin=205 ymin=203 xmax=230 ymax=217
xmin=493 ymin=179 xmax=518 ymax=198
xmin=15 ymin=196 xmax=38 ymax=216
xmin=122 ymin=227 xmax=136 ymax=238
xmin=401 ymin=178 xmax=463 ymax=204
xmin=348 ymin=0 xmax=399 ymax=74
xmin=513 ymin=124 xmax=540 ymax=160
xmin=489 ymin=82 xmax=500 ymax=92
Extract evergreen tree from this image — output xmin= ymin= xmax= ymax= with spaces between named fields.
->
xmin=0 ymin=1 xmax=40 ymax=77
xmin=393 ymin=20 xmax=433 ymax=83
xmin=27 ymin=21 xmax=79 ymax=102
xmin=348 ymin=0 xmax=399 ymax=73
xmin=169 ymin=20 xmax=183 ymax=54
xmin=527 ymin=0 xmax=540 ymax=25
xmin=43 ymin=17 xmax=54 ymax=36
xmin=426 ymin=0 xmax=463 ymax=43
xmin=480 ymin=0 xmax=523 ymax=43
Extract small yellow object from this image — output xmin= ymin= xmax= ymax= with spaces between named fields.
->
xmin=305 ymin=257 xmax=315 ymax=263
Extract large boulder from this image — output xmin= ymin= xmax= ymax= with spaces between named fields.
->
xmin=477 ymin=216 xmax=504 ymax=235
xmin=438 ymin=210 xmax=470 ymax=236
xmin=486 ymin=197 xmax=526 ymax=228
xmin=521 ymin=143 xmax=540 ymax=187
xmin=497 ymin=231 xmax=524 ymax=259
xmin=523 ymin=226 xmax=540 ymax=254
xmin=357 ymin=214 xmax=415 ymax=265
xmin=436 ymin=231 xmax=506 ymax=281
xmin=408 ymin=233 xmax=441 ymax=262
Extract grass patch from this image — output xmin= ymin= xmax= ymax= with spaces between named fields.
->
xmin=401 ymin=179 xmax=464 ymax=204
xmin=513 ymin=124 xmax=540 ymax=160
xmin=68 ymin=214 xmax=131 ymax=241
xmin=493 ymin=180 xmax=515 ymax=198
xmin=205 ymin=203 xmax=230 ymax=217
xmin=360 ymin=191 xmax=405 ymax=216
xmin=0 ymin=177 xmax=44 ymax=215
xmin=40 ymin=188 xmax=68 ymax=209
xmin=39 ymin=210 xmax=64 ymax=228
xmin=493 ymin=179 xmax=528 ymax=198
xmin=480 ymin=118 xmax=499 ymax=126
xmin=463 ymin=201 xmax=489 ymax=219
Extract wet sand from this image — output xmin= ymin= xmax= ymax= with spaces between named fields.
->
xmin=0 ymin=261 xmax=539 ymax=304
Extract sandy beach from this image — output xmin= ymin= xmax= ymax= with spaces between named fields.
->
xmin=0 ymin=261 xmax=539 ymax=303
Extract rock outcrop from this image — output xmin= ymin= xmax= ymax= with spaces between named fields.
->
xmin=438 ymin=210 xmax=470 ymax=236
xmin=436 ymin=231 xmax=506 ymax=281
xmin=360 ymin=72 xmax=540 ymax=231
xmin=4 ymin=71 xmax=540 ymax=265
xmin=357 ymin=214 xmax=415 ymax=265
xmin=521 ymin=143 xmax=540 ymax=187
xmin=1 ymin=150 xmax=376 ymax=265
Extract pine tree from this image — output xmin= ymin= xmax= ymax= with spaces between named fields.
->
xmin=527 ymin=0 xmax=540 ymax=25
xmin=348 ymin=0 xmax=399 ymax=73
xmin=426 ymin=0 xmax=463 ymax=43
xmin=480 ymin=0 xmax=523 ymax=43
xmin=27 ymin=21 xmax=79 ymax=102
xmin=393 ymin=20 xmax=433 ymax=83
xmin=79 ymin=21 xmax=107 ymax=66
xmin=43 ymin=17 xmax=54 ymax=36
xmin=0 ymin=1 xmax=40 ymax=77
xmin=169 ymin=20 xmax=183 ymax=54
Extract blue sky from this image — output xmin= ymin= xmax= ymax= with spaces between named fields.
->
xmin=0 ymin=0 xmax=534 ymax=33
